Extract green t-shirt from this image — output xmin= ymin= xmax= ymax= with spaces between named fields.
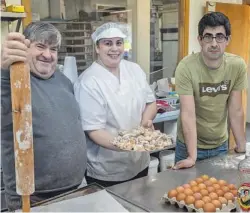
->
xmin=175 ymin=52 xmax=248 ymax=149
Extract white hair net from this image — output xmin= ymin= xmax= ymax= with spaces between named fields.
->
xmin=91 ymin=22 xmax=127 ymax=43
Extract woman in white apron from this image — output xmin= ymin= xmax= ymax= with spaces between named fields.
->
xmin=74 ymin=22 xmax=157 ymax=187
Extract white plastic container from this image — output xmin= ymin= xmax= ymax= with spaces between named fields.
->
xmin=63 ymin=56 xmax=78 ymax=84
xmin=159 ymin=150 xmax=175 ymax=172
xmin=148 ymin=156 xmax=159 ymax=176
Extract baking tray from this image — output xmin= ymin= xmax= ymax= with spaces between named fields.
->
xmin=31 ymin=183 xmax=104 ymax=207
xmin=1 ymin=183 xmax=104 ymax=212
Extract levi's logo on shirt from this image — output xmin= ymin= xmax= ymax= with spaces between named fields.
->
xmin=199 ymin=80 xmax=231 ymax=97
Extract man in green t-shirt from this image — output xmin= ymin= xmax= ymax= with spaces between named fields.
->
xmin=174 ymin=12 xmax=248 ymax=169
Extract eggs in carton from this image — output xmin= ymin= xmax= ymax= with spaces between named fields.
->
xmin=163 ymin=174 xmax=237 ymax=212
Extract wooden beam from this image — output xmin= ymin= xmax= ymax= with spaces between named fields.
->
xmin=178 ymin=0 xmax=190 ymax=62
xmin=21 ymin=0 xmax=32 ymax=28
xmin=243 ymin=0 xmax=250 ymax=5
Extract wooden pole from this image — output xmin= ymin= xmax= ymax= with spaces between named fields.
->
xmin=178 ymin=0 xmax=190 ymax=62
xmin=10 ymin=62 xmax=34 ymax=212
xmin=21 ymin=0 xmax=32 ymax=29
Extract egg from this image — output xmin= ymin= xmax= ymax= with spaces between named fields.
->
xmin=228 ymin=184 xmax=236 ymax=190
xmin=224 ymin=192 xmax=235 ymax=201
xmin=200 ymin=189 xmax=209 ymax=196
xmin=168 ymin=189 xmax=178 ymax=198
xmin=195 ymin=177 xmax=204 ymax=184
xmin=212 ymin=199 xmax=222 ymax=209
xmin=201 ymin=174 xmax=209 ymax=181
xmin=185 ymin=195 xmax=196 ymax=205
xmin=222 ymin=186 xmax=230 ymax=193
xmin=191 ymin=186 xmax=200 ymax=193
xmin=216 ymin=189 xmax=224 ymax=197
xmin=213 ymin=183 xmax=221 ymax=190
xmin=218 ymin=196 xmax=228 ymax=205
xmin=193 ymin=192 xmax=202 ymax=200
xmin=209 ymin=177 xmax=217 ymax=184
xmin=198 ymin=183 xmax=206 ymax=189
xmin=204 ymin=180 xmax=213 ymax=187
xmin=194 ymin=200 xmax=205 ymax=209
xmin=176 ymin=186 xmax=185 ymax=193
xmin=209 ymin=192 xmax=219 ymax=200
xmin=184 ymin=188 xmax=193 ymax=196
xmin=218 ymin=179 xmax=227 ymax=186
xmin=203 ymin=202 xmax=216 ymax=213
xmin=183 ymin=183 xmax=191 ymax=188
xmin=202 ymin=196 xmax=212 ymax=203
xmin=189 ymin=180 xmax=198 ymax=186
xmin=176 ymin=193 xmax=186 ymax=201
xmin=231 ymin=189 xmax=238 ymax=197
xmin=207 ymin=186 xmax=215 ymax=193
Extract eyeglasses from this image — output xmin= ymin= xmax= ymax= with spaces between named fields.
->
xmin=201 ymin=34 xmax=228 ymax=43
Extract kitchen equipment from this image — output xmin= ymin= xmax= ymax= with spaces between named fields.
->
xmin=10 ymin=62 xmax=35 ymax=212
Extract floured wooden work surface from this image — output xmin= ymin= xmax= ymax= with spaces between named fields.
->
xmin=29 ymin=190 xmax=129 ymax=212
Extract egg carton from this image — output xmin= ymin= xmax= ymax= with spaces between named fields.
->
xmin=163 ymin=194 xmax=236 ymax=212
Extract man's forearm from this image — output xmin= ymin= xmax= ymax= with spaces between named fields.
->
xmin=181 ymin=112 xmax=197 ymax=160
xmin=141 ymin=102 xmax=157 ymax=124
xmin=229 ymin=109 xmax=246 ymax=148
xmin=87 ymin=129 xmax=120 ymax=151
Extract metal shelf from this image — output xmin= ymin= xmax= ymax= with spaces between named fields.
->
xmin=0 ymin=12 xmax=26 ymax=22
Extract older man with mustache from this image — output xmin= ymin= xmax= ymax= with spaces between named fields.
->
xmin=173 ymin=12 xmax=248 ymax=169
xmin=1 ymin=22 xmax=87 ymax=211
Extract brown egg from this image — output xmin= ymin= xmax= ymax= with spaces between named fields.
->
xmin=209 ymin=192 xmax=219 ymax=200
xmin=198 ymin=183 xmax=207 ymax=189
xmin=231 ymin=189 xmax=238 ymax=197
xmin=168 ymin=189 xmax=178 ymax=198
xmin=211 ymin=199 xmax=222 ymax=209
xmin=218 ymin=179 xmax=227 ymax=186
xmin=184 ymin=188 xmax=193 ymax=196
xmin=228 ymin=184 xmax=236 ymax=190
xmin=203 ymin=203 xmax=216 ymax=213
xmin=213 ymin=183 xmax=221 ymax=190
xmin=216 ymin=189 xmax=224 ymax=197
xmin=200 ymin=189 xmax=209 ymax=196
xmin=207 ymin=186 xmax=215 ymax=193
xmin=224 ymin=192 xmax=235 ymax=201
xmin=194 ymin=200 xmax=205 ymax=209
xmin=218 ymin=196 xmax=228 ymax=205
xmin=185 ymin=195 xmax=196 ymax=205
xmin=195 ymin=177 xmax=204 ymax=184
xmin=222 ymin=186 xmax=230 ymax=193
xmin=204 ymin=180 xmax=213 ymax=187
xmin=189 ymin=180 xmax=198 ymax=186
xmin=202 ymin=196 xmax=212 ymax=203
xmin=176 ymin=193 xmax=186 ymax=201
xmin=209 ymin=177 xmax=217 ymax=184
xmin=183 ymin=183 xmax=191 ymax=188
xmin=193 ymin=192 xmax=202 ymax=200
xmin=191 ymin=186 xmax=200 ymax=193
xmin=201 ymin=174 xmax=209 ymax=181
xmin=176 ymin=186 xmax=185 ymax=193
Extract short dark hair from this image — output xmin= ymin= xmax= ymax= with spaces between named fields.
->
xmin=23 ymin=22 xmax=61 ymax=47
xmin=198 ymin=12 xmax=231 ymax=36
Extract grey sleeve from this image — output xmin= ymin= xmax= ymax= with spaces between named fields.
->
xmin=1 ymin=69 xmax=11 ymax=115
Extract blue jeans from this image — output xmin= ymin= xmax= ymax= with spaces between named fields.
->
xmin=175 ymin=139 xmax=228 ymax=164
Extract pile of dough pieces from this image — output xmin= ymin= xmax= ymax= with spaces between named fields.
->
xmin=112 ymin=127 xmax=173 ymax=151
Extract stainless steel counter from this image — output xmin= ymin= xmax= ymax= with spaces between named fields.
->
xmin=107 ymin=153 xmax=244 ymax=212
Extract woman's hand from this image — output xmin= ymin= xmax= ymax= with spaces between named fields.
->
xmin=141 ymin=119 xmax=154 ymax=130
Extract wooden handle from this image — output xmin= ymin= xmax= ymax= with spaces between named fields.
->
xmin=22 ymin=195 xmax=31 ymax=212
xmin=10 ymin=62 xmax=34 ymax=198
